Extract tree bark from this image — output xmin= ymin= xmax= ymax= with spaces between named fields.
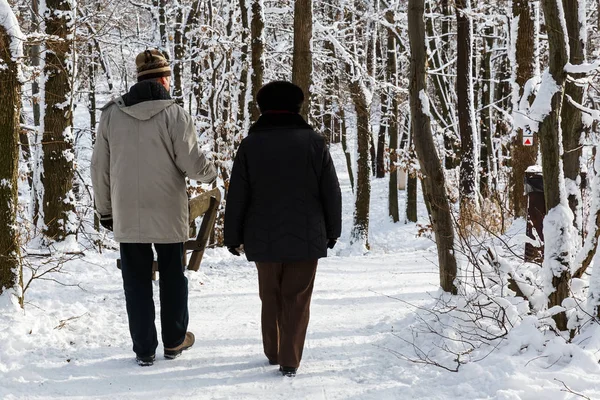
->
xmin=539 ymin=0 xmax=572 ymax=331
xmin=456 ymin=0 xmax=479 ymax=217
xmin=376 ymin=33 xmax=386 ymax=179
xmin=425 ymin=0 xmax=458 ymax=170
xmin=386 ymin=9 xmax=399 ymax=222
xmin=408 ymin=0 xmax=458 ymax=294
xmin=237 ymin=0 xmax=250 ymax=137
xmin=561 ymin=0 xmax=586 ymax=228
xmin=173 ymin=5 xmax=185 ymax=106
xmin=292 ymin=0 xmax=313 ymax=120
xmin=249 ymin=0 xmax=264 ymax=122
xmin=0 ymin=21 xmax=22 ymax=294
xmin=154 ymin=0 xmax=169 ymax=58
xmin=511 ymin=0 xmax=539 ymax=218
xmin=42 ymin=0 xmax=76 ymax=241
xmin=349 ymin=78 xmax=371 ymax=248
xmin=479 ymin=26 xmax=493 ymax=196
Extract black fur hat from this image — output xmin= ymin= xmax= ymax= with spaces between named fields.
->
xmin=256 ymin=81 xmax=304 ymax=113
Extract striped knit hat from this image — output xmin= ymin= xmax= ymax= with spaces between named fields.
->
xmin=135 ymin=49 xmax=171 ymax=82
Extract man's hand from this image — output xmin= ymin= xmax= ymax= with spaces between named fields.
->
xmin=228 ymin=244 xmax=244 ymax=256
xmin=100 ymin=214 xmax=113 ymax=231
xmin=327 ymin=238 xmax=337 ymax=249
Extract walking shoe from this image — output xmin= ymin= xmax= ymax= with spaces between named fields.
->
xmin=164 ymin=332 xmax=195 ymax=359
xmin=268 ymin=358 xmax=278 ymax=365
xmin=279 ymin=366 xmax=297 ymax=377
xmin=136 ymin=354 xmax=155 ymax=367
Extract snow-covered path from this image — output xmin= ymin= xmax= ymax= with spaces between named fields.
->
xmin=0 ymin=245 xmax=442 ymax=400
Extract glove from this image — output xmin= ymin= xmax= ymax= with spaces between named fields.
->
xmin=99 ymin=214 xmax=113 ymax=231
xmin=228 ymin=244 xmax=244 ymax=256
xmin=327 ymin=238 xmax=337 ymax=249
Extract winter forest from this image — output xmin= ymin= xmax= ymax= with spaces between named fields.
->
xmin=2 ymin=0 xmax=600 ymax=398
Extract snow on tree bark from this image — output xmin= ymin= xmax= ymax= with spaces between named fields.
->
xmin=0 ymin=0 xmax=23 ymax=294
xmin=561 ymin=0 xmax=587 ymax=231
xmin=510 ymin=0 xmax=540 ymax=218
xmin=408 ymin=0 xmax=458 ymax=294
xmin=536 ymin=0 xmax=575 ymax=331
xmin=249 ymin=0 xmax=264 ymax=123
xmin=456 ymin=0 xmax=480 ymax=219
xmin=42 ymin=0 xmax=76 ymax=242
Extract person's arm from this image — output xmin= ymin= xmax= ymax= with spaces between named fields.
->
xmin=91 ymin=108 xmax=112 ymax=226
xmin=319 ymin=143 xmax=342 ymax=241
xmin=224 ymin=140 xmax=250 ymax=251
xmin=169 ymin=106 xmax=217 ymax=184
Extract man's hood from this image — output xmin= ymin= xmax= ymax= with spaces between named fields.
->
xmin=111 ymin=98 xmax=175 ymax=121
xmin=101 ymin=80 xmax=175 ymax=121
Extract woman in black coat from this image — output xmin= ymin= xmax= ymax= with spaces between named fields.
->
xmin=224 ymin=81 xmax=342 ymax=377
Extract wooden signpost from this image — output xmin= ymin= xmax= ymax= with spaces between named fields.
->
xmin=116 ymin=187 xmax=222 ymax=279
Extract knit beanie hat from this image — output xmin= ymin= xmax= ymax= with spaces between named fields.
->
xmin=256 ymin=81 xmax=304 ymax=113
xmin=135 ymin=49 xmax=171 ymax=82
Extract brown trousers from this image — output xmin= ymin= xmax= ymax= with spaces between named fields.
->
xmin=256 ymin=260 xmax=318 ymax=368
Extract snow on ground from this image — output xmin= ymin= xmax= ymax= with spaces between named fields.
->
xmin=1 ymin=146 xmax=600 ymax=399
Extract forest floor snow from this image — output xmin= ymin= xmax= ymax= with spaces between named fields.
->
xmin=1 ymin=147 xmax=600 ymax=399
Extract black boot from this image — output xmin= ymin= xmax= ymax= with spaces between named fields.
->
xmin=279 ymin=366 xmax=297 ymax=377
xmin=136 ymin=354 xmax=155 ymax=367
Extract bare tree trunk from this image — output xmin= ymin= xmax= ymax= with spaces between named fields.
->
xmin=376 ymin=33 xmax=386 ymax=179
xmin=237 ymin=0 xmax=250 ymax=136
xmin=88 ymin=42 xmax=100 ymax=232
xmin=349 ymin=78 xmax=371 ymax=248
xmin=479 ymin=26 xmax=493 ymax=196
xmin=292 ymin=0 xmax=312 ymax=120
xmin=456 ymin=0 xmax=479 ymax=217
xmin=539 ymin=0 xmax=572 ymax=331
xmin=249 ymin=0 xmax=264 ymax=122
xmin=407 ymin=124 xmax=418 ymax=223
xmin=154 ymin=0 xmax=169 ymax=58
xmin=511 ymin=0 xmax=539 ymax=218
xmin=425 ymin=0 xmax=458 ymax=170
xmin=173 ymin=6 xmax=185 ymax=105
xmin=42 ymin=0 xmax=76 ymax=241
xmin=408 ymin=0 xmax=458 ymax=294
xmin=386 ymin=8 xmax=399 ymax=222
xmin=0 ymin=20 xmax=22 ymax=294
xmin=561 ymin=0 xmax=586 ymax=229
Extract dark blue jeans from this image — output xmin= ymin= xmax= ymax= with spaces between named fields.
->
xmin=120 ymin=243 xmax=189 ymax=357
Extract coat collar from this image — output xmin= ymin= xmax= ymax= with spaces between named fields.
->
xmin=249 ymin=112 xmax=312 ymax=133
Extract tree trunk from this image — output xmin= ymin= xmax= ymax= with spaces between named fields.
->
xmin=539 ymin=0 xmax=572 ymax=331
xmin=173 ymin=6 xmax=185 ymax=105
xmin=511 ymin=0 xmax=539 ymax=218
xmin=456 ymin=0 xmax=479 ymax=218
xmin=292 ymin=0 xmax=313 ymax=120
xmin=376 ymin=33 xmax=386 ymax=179
xmin=425 ymin=0 xmax=458 ymax=170
xmin=249 ymin=0 xmax=264 ymax=122
xmin=340 ymin=104 xmax=355 ymax=193
xmin=479 ymin=26 xmax=493 ymax=196
xmin=561 ymin=0 xmax=586 ymax=229
xmin=0 ymin=17 xmax=22 ymax=294
xmin=154 ymin=0 xmax=169 ymax=58
xmin=88 ymin=43 xmax=100 ymax=232
xmin=42 ymin=0 xmax=76 ymax=241
xmin=408 ymin=0 xmax=458 ymax=294
xmin=237 ymin=0 xmax=250 ymax=137
xmin=407 ymin=124 xmax=418 ymax=223
xmin=349 ymin=78 xmax=371 ymax=248
xmin=386 ymin=9 xmax=399 ymax=222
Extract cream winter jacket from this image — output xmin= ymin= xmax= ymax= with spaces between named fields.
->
xmin=91 ymin=92 xmax=217 ymax=243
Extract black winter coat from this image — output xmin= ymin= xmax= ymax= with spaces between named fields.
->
xmin=224 ymin=113 xmax=342 ymax=262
